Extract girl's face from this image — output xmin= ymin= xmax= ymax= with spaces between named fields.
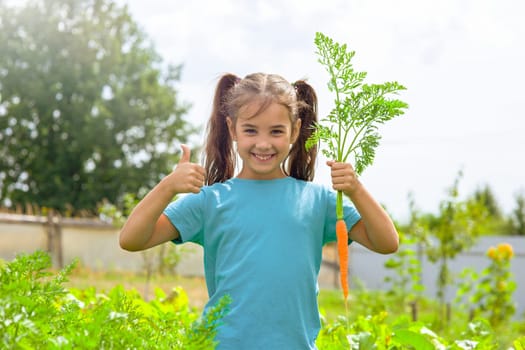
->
xmin=227 ymin=101 xmax=301 ymax=180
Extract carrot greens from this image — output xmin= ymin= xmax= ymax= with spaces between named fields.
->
xmin=307 ymin=32 xmax=408 ymax=176
xmin=307 ymin=32 xmax=408 ymax=306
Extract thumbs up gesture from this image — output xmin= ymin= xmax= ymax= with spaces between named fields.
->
xmin=167 ymin=144 xmax=206 ymax=194
xmin=179 ymin=144 xmax=192 ymax=164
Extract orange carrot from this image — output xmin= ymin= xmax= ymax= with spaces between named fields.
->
xmin=336 ymin=219 xmax=349 ymax=300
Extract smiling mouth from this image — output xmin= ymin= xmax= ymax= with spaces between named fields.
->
xmin=252 ymin=153 xmax=275 ymax=161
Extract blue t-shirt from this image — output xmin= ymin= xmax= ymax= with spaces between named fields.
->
xmin=163 ymin=177 xmax=361 ymax=349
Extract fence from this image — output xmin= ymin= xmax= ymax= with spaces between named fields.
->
xmin=1 ymin=212 xmax=523 ymax=316
xmin=0 ymin=212 xmax=142 ymax=271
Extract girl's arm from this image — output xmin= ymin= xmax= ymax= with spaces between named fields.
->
xmin=119 ymin=145 xmax=205 ymax=251
xmin=327 ymin=161 xmax=399 ymax=254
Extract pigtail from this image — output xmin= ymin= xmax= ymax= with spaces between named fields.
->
xmin=204 ymin=74 xmax=239 ymax=185
xmin=287 ymin=80 xmax=318 ymax=181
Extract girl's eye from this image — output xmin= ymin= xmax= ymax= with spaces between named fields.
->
xmin=271 ymin=129 xmax=284 ymax=135
xmin=243 ymin=129 xmax=256 ymax=134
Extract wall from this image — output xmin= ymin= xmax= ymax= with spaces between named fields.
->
xmin=349 ymin=235 xmax=525 ymax=316
xmin=0 ymin=213 xmax=205 ymax=275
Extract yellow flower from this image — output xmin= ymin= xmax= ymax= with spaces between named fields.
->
xmin=487 ymin=246 xmax=497 ymax=260
xmin=497 ymin=243 xmax=514 ymax=260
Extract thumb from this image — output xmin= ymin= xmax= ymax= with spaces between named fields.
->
xmin=179 ymin=144 xmax=191 ymax=163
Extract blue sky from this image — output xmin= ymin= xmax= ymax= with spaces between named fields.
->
xmin=115 ymin=0 xmax=525 ymax=222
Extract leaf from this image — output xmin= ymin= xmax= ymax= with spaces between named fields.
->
xmin=308 ymin=32 xmax=408 ymax=174
xmin=514 ymin=337 xmax=525 ymax=350
xmin=347 ymin=332 xmax=376 ymax=350
xmin=392 ymin=329 xmax=435 ymax=350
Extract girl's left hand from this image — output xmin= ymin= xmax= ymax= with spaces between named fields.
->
xmin=326 ymin=160 xmax=361 ymax=196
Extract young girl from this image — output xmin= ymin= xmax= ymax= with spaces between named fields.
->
xmin=119 ymin=73 xmax=398 ymax=349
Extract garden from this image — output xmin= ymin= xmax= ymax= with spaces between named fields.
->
xmin=1 ymin=234 xmax=523 ymax=349
xmin=2 ymin=169 xmax=525 ymax=348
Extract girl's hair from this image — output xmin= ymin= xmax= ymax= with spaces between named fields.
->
xmin=204 ymin=72 xmax=318 ymax=185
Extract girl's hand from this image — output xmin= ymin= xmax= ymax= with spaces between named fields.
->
xmin=327 ymin=160 xmax=398 ymax=254
xmin=119 ymin=144 xmax=204 ymax=252
xmin=326 ymin=160 xmax=361 ymax=197
xmin=164 ymin=145 xmax=206 ymax=194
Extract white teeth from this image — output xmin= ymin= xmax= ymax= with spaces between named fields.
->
xmin=254 ymin=154 xmax=272 ymax=160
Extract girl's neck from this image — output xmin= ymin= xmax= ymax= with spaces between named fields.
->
xmin=232 ymin=175 xmax=290 ymax=182
xmin=235 ymin=169 xmax=287 ymax=181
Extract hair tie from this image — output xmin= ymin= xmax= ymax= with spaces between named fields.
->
xmin=291 ymin=81 xmax=298 ymax=93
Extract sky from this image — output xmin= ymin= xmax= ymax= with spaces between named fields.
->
xmin=8 ymin=0 xmax=523 ymax=221
xmin=113 ymin=0 xmax=525 ymax=222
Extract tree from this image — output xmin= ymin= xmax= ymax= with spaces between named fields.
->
xmin=469 ymin=184 xmax=514 ymax=235
xmin=0 ymin=0 xmax=195 ymax=214
xmin=472 ymin=184 xmax=502 ymax=219
xmin=510 ymin=191 xmax=525 ymax=235
xmin=424 ymin=171 xmax=490 ymax=327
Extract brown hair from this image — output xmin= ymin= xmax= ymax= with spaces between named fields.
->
xmin=204 ymin=73 xmax=318 ymax=185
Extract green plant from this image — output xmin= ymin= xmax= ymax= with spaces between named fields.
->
xmin=456 ymin=243 xmax=516 ymax=328
xmin=307 ymin=31 xmax=408 ymax=306
xmin=510 ymin=190 xmax=525 ymax=235
xmin=317 ymin=311 xmax=442 ymax=350
xmin=514 ymin=336 xmax=525 ymax=350
xmin=383 ymin=230 xmax=424 ymax=311
xmin=307 ymin=33 xmax=408 ymax=175
xmin=0 ymin=251 xmax=229 ymax=349
xmin=316 ymin=310 xmax=523 ymax=350
xmin=424 ymin=171 xmax=490 ymax=325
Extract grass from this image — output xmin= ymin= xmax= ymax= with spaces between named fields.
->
xmin=64 ymin=265 xmax=210 ymax=309
xmin=64 ymin=264 xmax=351 ymax=317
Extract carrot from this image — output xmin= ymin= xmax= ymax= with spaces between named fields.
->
xmin=307 ymin=32 xmax=407 ymax=326
xmin=336 ymin=219 xmax=349 ymax=300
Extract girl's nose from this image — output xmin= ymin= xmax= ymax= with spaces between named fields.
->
xmin=255 ymin=138 xmax=271 ymax=150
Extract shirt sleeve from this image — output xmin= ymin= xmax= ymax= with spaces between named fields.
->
xmin=323 ymin=189 xmax=361 ymax=245
xmin=163 ymin=192 xmax=205 ymax=245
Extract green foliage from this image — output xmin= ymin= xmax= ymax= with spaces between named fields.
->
xmin=307 ymin=32 xmax=408 ymax=174
xmin=307 ymin=31 xmax=407 ymax=223
xmin=98 ymin=192 xmax=141 ymax=227
xmin=456 ymin=243 xmax=516 ymax=328
xmin=0 ymin=251 xmax=229 ymax=349
xmin=472 ymin=185 xmax=502 ymax=218
xmin=468 ymin=184 xmax=515 ymax=235
xmin=423 ymin=171 xmax=491 ymax=317
xmin=317 ymin=286 xmax=524 ymax=349
xmin=515 ymin=336 xmax=525 ymax=350
xmin=2 ymin=251 xmax=523 ymax=349
xmin=383 ymin=231 xmax=424 ymax=307
xmin=384 ymin=194 xmax=427 ymax=307
xmin=0 ymin=0 xmax=196 ymax=214
xmin=510 ymin=191 xmax=525 ymax=235
xmin=316 ymin=311 xmax=513 ymax=350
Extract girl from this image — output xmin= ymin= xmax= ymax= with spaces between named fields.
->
xmin=119 ymin=73 xmax=399 ymax=349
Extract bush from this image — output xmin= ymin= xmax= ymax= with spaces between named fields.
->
xmin=0 ymin=251 xmax=229 ymax=349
